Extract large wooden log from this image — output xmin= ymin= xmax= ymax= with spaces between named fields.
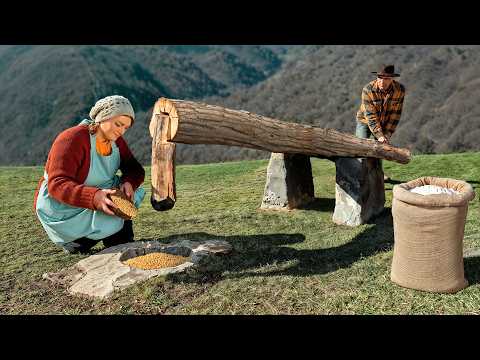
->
xmin=150 ymin=112 xmax=176 ymax=211
xmin=150 ymin=97 xmax=411 ymax=164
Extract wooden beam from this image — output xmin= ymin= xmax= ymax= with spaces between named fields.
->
xmin=152 ymin=98 xmax=411 ymax=164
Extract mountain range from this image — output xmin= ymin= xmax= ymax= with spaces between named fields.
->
xmin=1 ymin=45 xmax=479 ymax=166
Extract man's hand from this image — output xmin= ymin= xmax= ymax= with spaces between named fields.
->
xmin=120 ymin=182 xmax=134 ymax=201
xmin=93 ymin=189 xmax=118 ymax=216
xmin=378 ymin=136 xmax=390 ymax=144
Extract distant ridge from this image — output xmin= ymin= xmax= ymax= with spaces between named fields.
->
xmin=1 ymin=45 xmax=479 ymax=166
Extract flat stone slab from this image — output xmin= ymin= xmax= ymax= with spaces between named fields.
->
xmin=43 ymin=239 xmax=232 ymax=299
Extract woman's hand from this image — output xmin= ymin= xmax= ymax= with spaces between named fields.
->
xmin=93 ymin=189 xmax=118 ymax=216
xmin=120 ymin=181 xmax=134 ymax=201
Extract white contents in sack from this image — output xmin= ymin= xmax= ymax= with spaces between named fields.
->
xmin=410 ymin=184 xmax=459 ymax=195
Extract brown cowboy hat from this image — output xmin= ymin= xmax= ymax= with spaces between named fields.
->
xmin=371 ymin=64 xmax=400 ymax=77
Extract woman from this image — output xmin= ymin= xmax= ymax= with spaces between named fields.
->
xmin=33 ymin=95 xmax=146 ymax=254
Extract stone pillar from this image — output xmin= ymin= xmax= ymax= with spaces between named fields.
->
xmin=332 ymin=157 xmax=385 ymax=226
xmin=261 ymin=153 xmax=315 ymax=210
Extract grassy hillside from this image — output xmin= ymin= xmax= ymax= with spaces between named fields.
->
xmin=1 ymin=153 xmax=479 ymax=314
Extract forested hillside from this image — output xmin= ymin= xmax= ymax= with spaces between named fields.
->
xmin=1 ymin=45 xmax=479 ymax=166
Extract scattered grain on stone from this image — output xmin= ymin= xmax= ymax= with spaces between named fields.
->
xmin=123 ymin=252 xmax=188 ymax=270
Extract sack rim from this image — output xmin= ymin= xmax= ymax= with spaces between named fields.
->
xmin=393 ymin=176 xmax=475 ymax=207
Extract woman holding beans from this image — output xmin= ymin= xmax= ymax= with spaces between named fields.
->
xmin=33 ymin=95 xmax=146 ymax=254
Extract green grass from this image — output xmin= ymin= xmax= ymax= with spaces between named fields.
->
xmin=1 ymin=152 xmax=480 ymax=314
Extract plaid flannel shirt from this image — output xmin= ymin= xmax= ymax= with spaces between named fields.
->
xmin=356 ymin=79 xmax=405 ymax=139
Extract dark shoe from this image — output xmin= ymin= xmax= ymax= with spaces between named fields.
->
xmin=102 ymin=220 xmax=134 ymax=248
xmin=61 ymin=237 xmax=100 ymax=254
xmin=123 ymin=220 xmax=134 ymax=240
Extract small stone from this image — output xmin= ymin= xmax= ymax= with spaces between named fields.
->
xmin=160 ymin=246 xmax=191 ymax=257
xmin=195 ymin=240 xmax=232 ymax=254
xmin=190 ymin=250 xmax=211 ymax=264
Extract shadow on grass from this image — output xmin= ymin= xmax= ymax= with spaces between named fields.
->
xmin=149 ymin=209 xmax=394 ymax=283
xmin=464 ymin=255 xmax=480 ymax=286
xmin=384 ymin=179 xmax=403 ymax=185
xmin=297 ymin=197 xmax=336 ymax=212
xmin=466 ymin=180 xmax=480 ymax=190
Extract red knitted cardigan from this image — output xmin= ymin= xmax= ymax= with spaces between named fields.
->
xmin=33 ymin=125 xmax=145 ymax=211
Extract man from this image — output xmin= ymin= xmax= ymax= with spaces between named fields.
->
xmin=356 ymin=64 xmax=406 ymax=180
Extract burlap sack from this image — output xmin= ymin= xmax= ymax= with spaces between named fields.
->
xmin=391 ymin=177 xmax=475 ymax=293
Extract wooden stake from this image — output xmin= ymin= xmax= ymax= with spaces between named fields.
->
xmin=150 ymin=112 xmax=176 ymax=211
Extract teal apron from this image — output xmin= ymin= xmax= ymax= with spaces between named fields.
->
xmin=36 ymin=121 xmax=145 ymax=246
